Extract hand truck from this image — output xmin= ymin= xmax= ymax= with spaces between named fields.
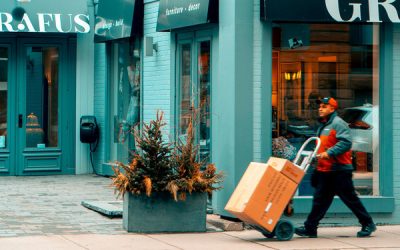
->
xmin=254 ymin=136 xmax=321 ymax=241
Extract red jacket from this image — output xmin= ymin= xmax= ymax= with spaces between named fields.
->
xmin=316 ymin=112 xmax=353 ymax=172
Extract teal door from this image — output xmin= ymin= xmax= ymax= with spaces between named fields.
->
xmin=0 ymin=39 xmax=16 ymax=175
xmin=0 ymin=37 xmax=75 ymax=176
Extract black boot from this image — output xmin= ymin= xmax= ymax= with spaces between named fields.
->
xmin=295 ymin=226 xmax=317 ymax=238
xmin=357 ymin=222 xmax=376 ymax=237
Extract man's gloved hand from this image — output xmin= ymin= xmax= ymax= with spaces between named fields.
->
xmin=317 ymin=151 xmax=330 ymax=159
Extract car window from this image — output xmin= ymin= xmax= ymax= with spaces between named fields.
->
xmin=342 ymin=109 xmax=367 ymax=124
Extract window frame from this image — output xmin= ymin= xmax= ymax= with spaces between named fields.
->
xmin=280 ymin=23 xmax=396 ymax=213
xmin=175 ymin=30 xmax=214 ymax=164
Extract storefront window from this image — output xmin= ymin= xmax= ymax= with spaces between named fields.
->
xmin=177 ymin=39 xmax=212 ymax=164
xmin=26 ymin=47 xmax=59 ymax=148
xmin=110 ymin=38 xmax=141 ymax=163
xmin=272 ymin=23 xmax=379 ymax=196
xmin=0 ymin=48 xmax=8 ymax=149
xmin=198 ymin=41 xmax=211 ymax=163
xmin=179 ymin=43 xmax=192 ymax=136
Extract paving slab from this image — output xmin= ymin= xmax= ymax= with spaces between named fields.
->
xmin=150 ymin=232 xmax=275 ymax=250
xmin=63 ymin=234 xmax=178 ymax=250
xmin=226 ymin=229 xmax=359 ymax=250
xmin=81 ymin=200 xmax=123 ymax=218
xmin=0 ymin=235 xmax=82 ymax=250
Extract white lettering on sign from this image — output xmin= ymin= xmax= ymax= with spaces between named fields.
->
xmin=74 ymin=14 xmax=90 ymax=33
xmin=165 ymin=2 xmax=201 ymax=16
xmin=0 ymin=12 xmax=90 ymax=33
xmin=368 ymin=0 xmax=400 ymax=22
xmin=325 ymin=0 xmax=400 ymax=22
xmin=0 ymin=13 xmax=15 ymax=32
xmin=94 ymin=16 xmax=127 ymax=36
xmin=188 ymin=3 xmax=200 ymax=11
xmin=166 ymin=7 xmax=184 ymax=16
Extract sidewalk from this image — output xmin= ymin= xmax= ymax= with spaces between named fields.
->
xmin=0 ymin=175 xmax=399 ymax=249
xmin=0 ymin=225 xmax=399 ymax=250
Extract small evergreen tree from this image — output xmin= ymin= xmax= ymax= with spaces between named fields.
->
xmin=112 ymin=111 xmax=174 ymax=197
xmin=112 ymin=110 xmax=223 ymax=201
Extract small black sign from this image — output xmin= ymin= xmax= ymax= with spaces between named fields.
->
xmin=95 ymin=0 xmax=143 ymax=42
xmin=157 ymin=0 xmax=218 ymax=32
xmin=261 ymin=0 xmax=400 ymax=23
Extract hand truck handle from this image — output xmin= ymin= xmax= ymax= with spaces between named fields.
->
xmin=293 ymin=137 xmax=321 ymax=171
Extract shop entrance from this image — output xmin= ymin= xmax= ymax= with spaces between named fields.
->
xmin=176 ymin=30 xmax=213 ymax=164
xmin=0 ymin=36 xmax=75 ymax=176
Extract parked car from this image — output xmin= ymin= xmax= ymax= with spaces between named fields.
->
xmin=341 ymin=104 xmax=374 ymax=154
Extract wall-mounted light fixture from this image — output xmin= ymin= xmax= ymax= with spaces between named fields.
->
xmin=145 ymin=36 xmax=158 ymax=57
xmin=284 ymin=71 xmax=301 ymax=81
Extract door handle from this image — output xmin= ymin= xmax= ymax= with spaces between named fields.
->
xmin=18 ymin=114 xmax=23 ymax=128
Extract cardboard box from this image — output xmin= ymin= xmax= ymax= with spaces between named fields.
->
xmin=225 ymin=159 xmax=304 ymax=232
xmin=267 ymin=157 xmax=304 ymax=184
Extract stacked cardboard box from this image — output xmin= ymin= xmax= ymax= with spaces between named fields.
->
xmin=225 ymin=157 xmax=304 ymax=232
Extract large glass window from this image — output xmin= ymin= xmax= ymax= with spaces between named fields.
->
xmin=109 ymin=38 xmax=141 ymax=163
xmin=0 ymin=48 xmax=8 ymax=149
xmin=272 ymin=24 xmax=379 ymax=196
xmin=198 ymin=41 xmax=211 ymax=163
xmin=177 ymin=39 xmax=212 ymax=164
xmin=26 ymin=47 xmax=59 ymax=148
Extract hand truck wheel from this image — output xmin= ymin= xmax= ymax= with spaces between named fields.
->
xmin=275 ymin=219 xmax=294 ymax=241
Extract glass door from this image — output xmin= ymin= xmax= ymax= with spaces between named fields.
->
xmin=0 ymin=36 xmax=74 ymax=176
xmin=0 ymin=41 xmax=16 ymax=175
xmin=16 ymin=39 xmax=66 ymax=175
xmin=176 ymin=31 xmax=212 ymax=165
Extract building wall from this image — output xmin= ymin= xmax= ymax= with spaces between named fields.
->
xmin=143 ymin=0 xmax=172 ymax=132
xmin=93 ymin=43 xmax=107 ymax=174
xmin=75 ymin=1 xmax=95 ymax=174
xmin=253 ymin=0 xmax=262 ymax=162
xmin=392 ymin=24 xmax=400 ymax=222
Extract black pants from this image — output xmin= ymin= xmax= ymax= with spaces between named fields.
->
xmin=304 ymin=170 xmax=373 ymax=230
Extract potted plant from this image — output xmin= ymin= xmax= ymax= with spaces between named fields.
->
xmin=111 ymin=111 xmax=223 ymax=233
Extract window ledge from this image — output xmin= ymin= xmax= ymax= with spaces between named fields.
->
xmin=293 ymin=196 xmax=394 ymax=213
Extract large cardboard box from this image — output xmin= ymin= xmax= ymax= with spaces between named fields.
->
xmin=225 ymin=159 xmax=304 ymax=232
xmin=267 ymin=157 xmax=305 ymax=184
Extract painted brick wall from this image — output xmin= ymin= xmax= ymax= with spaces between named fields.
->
xmin=93 ymin=43 xmax=107 ymax=174
xmin=143 ymin=0 xmax=172 ymax=133
xmin=392 ymin=24 xmax=400 ymax=221
xmin=253 ymin=0 xmax=262 ymax=161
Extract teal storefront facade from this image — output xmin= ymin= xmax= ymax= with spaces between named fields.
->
xmin=0 ymin=0 xmax=97 ymax=175
xmin=89 ymin=0 xmax=400 ymax=226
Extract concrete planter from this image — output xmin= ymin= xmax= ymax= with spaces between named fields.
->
xmin=123 ymin=192 xmax=207 ymax=233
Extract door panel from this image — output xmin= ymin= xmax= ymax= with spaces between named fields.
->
xmin=0 ymin=40 xmax=16 ymax=175
xmin=16 ymin=39 xmax=67 ymax=175
xmin=176 ymin=31 xmax=213 ymax=164
xmin=0 ymin=36 xmax=74 ymax=176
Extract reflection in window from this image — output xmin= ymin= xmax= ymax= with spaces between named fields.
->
xmin=177 ymin=40 xmax=212 ymax=165
xmin=198 ymin=41 xmax=211 ymax=163
xmin=272 ymin=24 xmax=379 ymax=196
xmin=110 ymin=38 xmax=141 ymax=163
xmin=0 ymin=48 xmax=8 ymax=149
xmin=26 ymin=47 xmax=59 ymax=148
xmin=179 ymin=43 xmax=192 ymax=136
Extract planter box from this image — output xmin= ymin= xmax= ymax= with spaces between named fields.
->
xmin=123 ymin=192 xmax=207 ymax=233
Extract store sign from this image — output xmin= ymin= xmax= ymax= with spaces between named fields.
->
xmin=0 ymin=0 xmax=89 ymax=33
xmin=94 ymin=0 xmax=143 ymax=42
xmin=156 ymin=0 xmax=218 ymax=32
xmin=261 ymin=0 xmax=400 ymax=23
